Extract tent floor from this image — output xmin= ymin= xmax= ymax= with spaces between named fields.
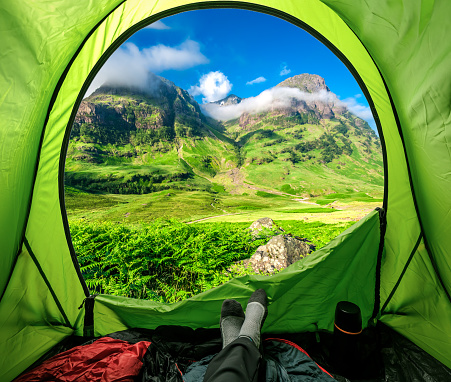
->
xmin=23 ymin=323 xmax=451 ymax=381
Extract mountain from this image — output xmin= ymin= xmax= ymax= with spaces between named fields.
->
xmin=212 ymin=94 xmax=242 ymax=106
xmin=66 ymin=74 xmax=238 ymax=194
xmin=276 ymin=73 xmax=330 ymax=92
xmin=73 ymin=73 xmax=207 ymax=145
xmin=212 ymin=74 xmax=382 ymax=194
xmin=212 ymin=73 xmax=347 ymax=129
xmin=275 ymin=73 xmax=347 ymax=120
xmin=66 ymin=73 xmax=383 ymax=197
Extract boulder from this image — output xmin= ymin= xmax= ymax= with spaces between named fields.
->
xmin=248 ymin=217 xmax=275 ymax=236
xmin=245 ymin=234 xmax=313 ymax=274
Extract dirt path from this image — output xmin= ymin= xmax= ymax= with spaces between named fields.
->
xmin=292 ymin=198 xmax=321 ymax=206
xmin=186 ymin=213 xmax=243 ymax=224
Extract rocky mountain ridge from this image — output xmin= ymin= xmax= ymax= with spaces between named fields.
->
xmin=212 ymin=94 xmax=242 ymax=106
xmin=213 ymin=73 xmax=349 ymax=130
xmin=74 ymin=73 xmax=208 ymax=145
xmin=67 ymin=73 xmax=382 ymax=196
xmin=276 ymin=73 xmax=330 ymax=93
xmin=75 ymin=72 xmax=372 ymax=142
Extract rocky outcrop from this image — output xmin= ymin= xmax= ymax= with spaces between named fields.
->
xmin=276 ymin=73 xmax=330 ymax=93
xmin=244 ymin=234 xmax=313 ymax=274
xmin=213 ymin=94 xmax=242 ymax=106
xmin=248 ymin=217 xmax=276 ymax=236
xmin=226 ymin=74 xmax=349 ymax=129
xmin=240 ymin=218 xmax=316 ymax=275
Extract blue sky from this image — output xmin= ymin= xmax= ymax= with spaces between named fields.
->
xmin=87 ymin=9 xmax=375 ymax=128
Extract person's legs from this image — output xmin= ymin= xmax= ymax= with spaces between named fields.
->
xmin=203 ymin=337 xmax=262 ymax=382
xmin=203 ymin=289 xmax=268 ymax=382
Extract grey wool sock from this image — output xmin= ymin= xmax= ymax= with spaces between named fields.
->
xmin=239 ymin=289 xmax=268 ymax=348
xmin=220 ymin=299 xmax=245 ymax=348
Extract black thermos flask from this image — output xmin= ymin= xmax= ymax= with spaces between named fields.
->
xmin=332 ymin=301 xmax=362 ymax=377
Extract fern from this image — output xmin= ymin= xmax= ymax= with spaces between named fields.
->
xmin=70 ymin=218 xmax=354 ymax=303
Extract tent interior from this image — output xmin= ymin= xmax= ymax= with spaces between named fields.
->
xmin=1 ymin=1 xmax=450 ymax=381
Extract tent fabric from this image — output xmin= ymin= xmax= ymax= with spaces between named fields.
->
xmin=0 ymin=1 xmax=450 ymax=381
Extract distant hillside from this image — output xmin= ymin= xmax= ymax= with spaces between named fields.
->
xmin=66 ymin=73 xmax=383 ymax=196
xmin=73 ymin=73 xmax=207 ymax=147
xmin=66 ymin=75 xmax=238 ymax=194
xmin=211 ymin=74 xmax=382 ymax=195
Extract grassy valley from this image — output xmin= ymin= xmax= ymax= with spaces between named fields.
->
xmin=65 ymin=73 xmax=383 ymax=302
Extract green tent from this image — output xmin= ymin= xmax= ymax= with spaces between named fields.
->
xmin=1 ymin=0 xmax=450 ymax=380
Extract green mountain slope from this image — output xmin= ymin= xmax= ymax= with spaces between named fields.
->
xmin=65 ymin=75 xmax=238 ymax=195
xmin=214 ymin=74 xmax=383 ymax=196
xmin=65 ymin=73 xmax=383 ymax=200
xmin=224 ymin=110 xmax=382 ymax=195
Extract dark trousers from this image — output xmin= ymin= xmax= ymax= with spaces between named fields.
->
xmin=203 ymin=337 xmax=262 ymax=382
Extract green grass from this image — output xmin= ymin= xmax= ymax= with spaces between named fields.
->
xmin=66 ymin=189 xmax=223 ymax=223
xmin=65 ymin=186 xmax=126 ymax=210
xmin=64 ymin=187 xmax=314 ymax=223
xmin=236 ymin=206 xmax=262 ymax=210
xmin=280 ymin=184 xmax=303 ymax=195
xmin=313 ymin=191 xmax=383 ymax=205
xmin=315 ymin=199 xmax=334 ymax=206
xmin=272 ymin=219 xmax=354 ymax=248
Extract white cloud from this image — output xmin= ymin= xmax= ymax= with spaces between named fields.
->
xmin=145 ymin=20 xmax=170 ymax=30
xmin=143 ymin=40 xmax=208 ymax=72
xmin=85 ymin=40 xmax=208 ymax=96
xmin=280 ymin=65 xmax=291 ymax=76
xmin=343 ymin=94 xmax=377 ymax=129
xmin=202 ymin=87 xmax=337 ymax=120
xmin=201 ymin=86 xmax=375 ymax=127
xmin=341 ymin=97 xmax=374 ymax=121
xmin=189 ymin=71 xmax=233 ymax=103
xmin=246 ymin=76 xmax=267 ymax=85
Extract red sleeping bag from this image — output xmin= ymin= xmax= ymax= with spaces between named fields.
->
xmin=15 ymin=337 xmax=151 ymax=382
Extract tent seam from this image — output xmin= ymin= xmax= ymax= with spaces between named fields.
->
xmin=380 ymin=233 xmax=423 ymax=314
xmin=326 ymin=10 xmax=451 ymax=308
xmin=371 ymin=207 xmax=386 ymax=320
xmin=24 ymin=238 xmax=73 ymax=329
xmin=17 ymin=1 xmax=128 ymax=302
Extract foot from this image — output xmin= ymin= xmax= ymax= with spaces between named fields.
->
xmin=239 ymin=289 xmax=268 ymax=348
xmin=220 ymin=299 xmax=245 ymax=348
